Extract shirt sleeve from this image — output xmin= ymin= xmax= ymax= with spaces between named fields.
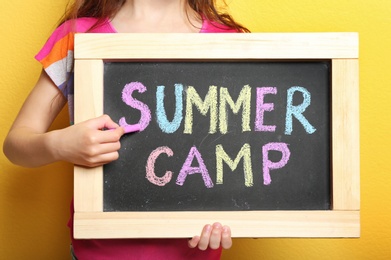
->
xmin=35 ymin=20 xmax=76 ymax=98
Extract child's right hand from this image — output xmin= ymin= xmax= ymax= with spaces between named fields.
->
xmin=52 ymin=115 xmax=125 ymax=167
xmin=3 ymin=71 xmax=125 ymax=168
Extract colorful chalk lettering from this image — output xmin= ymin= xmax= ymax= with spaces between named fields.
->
xmin=146 ymin=146 xmax=174 ymax=187
xmin=285 ymin=86 xmax=316 ymax=135
xmin=120 ymin=82 xmax=151 ymax=131
xmin=176 ymin=146 xmax=214 ymax=188
xmin=120 ymin=82 xmax=316 ymax=187
xmin=255 ymin=87 xmax=277 ymax=132
xmin=184 ymin=86 xmax=218 ymax=134
xmin=156 ymin=84 xmax=183 ymax=134
xmin=216 ymin=143 xmax=253 ymax=187
xmin=219 ymin=85 xmax=251 ymax=134
xmin=262 ymin=142 xmax=291 ymax=185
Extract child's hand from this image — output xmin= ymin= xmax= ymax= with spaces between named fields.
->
xmin=188 ymin=222 xmax=232 ymax=250
xmin=54 ymin=115 xmax=125 ymax=167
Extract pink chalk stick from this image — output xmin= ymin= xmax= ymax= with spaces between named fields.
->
xmin=108 ymin=124 xmax=141 ymax=134
xmin=122 ymin=124 xmax=141 ymax=134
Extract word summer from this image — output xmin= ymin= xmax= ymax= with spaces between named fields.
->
xmin=119 ymin=82 xmax=317 ymax=187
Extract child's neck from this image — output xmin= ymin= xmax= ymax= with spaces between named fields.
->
xmin=111 ymin=0 xmax=202 ymax=33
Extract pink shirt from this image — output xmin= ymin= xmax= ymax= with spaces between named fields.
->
xmin=36 ymin=17 xmax=237 ymax=260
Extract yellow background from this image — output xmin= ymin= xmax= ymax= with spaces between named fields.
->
xmin=1 ymin=0 xmax=390 ymax=259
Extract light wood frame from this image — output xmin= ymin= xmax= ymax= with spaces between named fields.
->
xmin=74 ymin=33 xmax=359 ymax=239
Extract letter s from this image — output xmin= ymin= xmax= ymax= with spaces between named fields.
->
xmin=120 ymin=81 xmax=151 ymax=131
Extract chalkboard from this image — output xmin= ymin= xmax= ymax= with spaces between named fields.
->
xmin=103 ymin=61 xmax=331 ymax=212
xmin=73 ymin=33 xmax=360 ymax=239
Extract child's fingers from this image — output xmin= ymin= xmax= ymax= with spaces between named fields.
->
xmin=90 ymin=141 xmax=121 ymax=156
xmin=197 ymin=224 xmax=212 ymax=250
xmin=80 ymin=151 xmax=120 ymax=168
xmin=208 ymin=223 xmax=223 ymax=250
xmin=221 ymin=225 xmax=232 ymax=249
xmin=189 ymin=223 xmax=232 ymax=251
xmin=188 ymin=236 xmax=200 ymax=249
xmin=87 ymin=114 xmax=120 ymax=130
xmin=96 ymin=127 xmax=124 ymax=143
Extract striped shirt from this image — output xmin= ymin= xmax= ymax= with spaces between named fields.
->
xmin=35 ymin=17 xmax=237 ymax=125
xmin=35 ymin=17 xmax=237 ymax=260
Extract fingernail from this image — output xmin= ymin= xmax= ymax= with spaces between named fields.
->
xmin=205 ymin=224 xmax=212 ymax=232
xmin=223 ymin=226 xmax=230 ymax=233
xmin=213 ymin=222 xmax=222 ymax=229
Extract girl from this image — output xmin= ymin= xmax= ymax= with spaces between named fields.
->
xmin=3 ymin=0 xmax=249 ymax=259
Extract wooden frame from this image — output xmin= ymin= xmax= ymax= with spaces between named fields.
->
xmin=74 ymin=33 xmax=359 ymax=239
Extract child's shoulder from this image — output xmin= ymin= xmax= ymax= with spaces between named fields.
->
xmin=35 ymin=17 xmax=114 ymax=66
xmin=56 ymin=17 xmax=116 ymax=34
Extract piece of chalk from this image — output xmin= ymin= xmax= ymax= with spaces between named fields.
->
xmin=108 ymin=124 xmax=141 ymax=134
xmin=122 ymin=124 xmax=141 ymax=134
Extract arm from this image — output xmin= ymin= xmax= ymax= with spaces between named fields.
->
xmin=3 ymin=70 xmax=124 ymax=168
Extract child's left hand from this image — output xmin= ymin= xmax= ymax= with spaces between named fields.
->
xmin=188 ymin=222 xmax=232 ymax=250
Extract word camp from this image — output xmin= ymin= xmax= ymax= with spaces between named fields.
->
xmin=119 ymin=82 xmax=316 ymax=188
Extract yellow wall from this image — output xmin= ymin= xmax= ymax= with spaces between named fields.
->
xmin=1 ymin=0 xmax=390 ymax=259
